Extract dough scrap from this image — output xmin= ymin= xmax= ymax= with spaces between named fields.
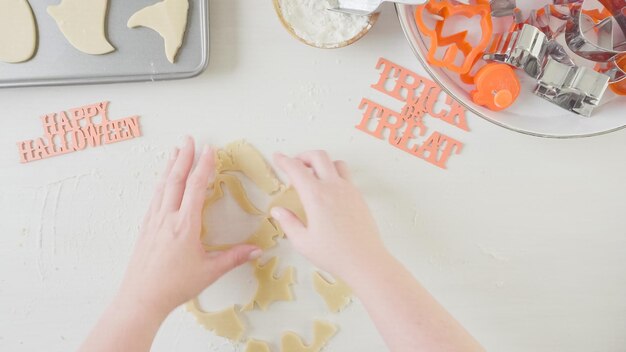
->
xmin=244 ymin=257 xmax=295 ymax=311
xmin=206 ymin=173 xmax=263 ymax=216
xmin=218 ymin=141 xmax=283 ymax=195
xmin=185 ymin=300 xmax=245 ymax=341
xmin=48 ymin=0 xmax=115 ymax=55
xmin=281 ymin=321 xmax=338 ymax=352
xmin=0 ymin=0 xmax=37 ymax=63
xmin=269 ymin=186 xmax=307 ymax=236
xmin=245 ymin=339 xmax=272 ymax=352
xmin=127 ymin=0 xmax=189 ymax=63
xmin=312 ymin=272 xmax=353 ymax=313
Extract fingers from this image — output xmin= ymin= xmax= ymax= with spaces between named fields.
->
xmin=161 ymin=137 xmax=196 ymax=213
xmin=334 ymin=160 xmax=352 ymax=181
xmin=180 ymin=145 xmax=215 ymax=220
xmin=274 ymin=153 xmax=317 ymax=190
xmin=209 ymin=245 xmax=261 ymax=278
xmin=297 ymin=150 xmax=339 ymax=179
xmin=149 ymin=148 xmax=179 ymax=216
xmin=271 ymin=207 xmax=307 ymax=242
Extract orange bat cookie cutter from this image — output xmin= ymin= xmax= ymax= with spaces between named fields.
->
xmin=414 ymin=0 xmax=493 ymax=75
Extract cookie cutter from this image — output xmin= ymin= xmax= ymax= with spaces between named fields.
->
xmin=484 ymin=24 xmax=549 ymax=78
xmin=534 ymin=58 xmax=610 ymax=117
xmin=414 ymin=0 xmax=493 ymax=74
xmin=489 ymin=0 xmax=516 ymax=17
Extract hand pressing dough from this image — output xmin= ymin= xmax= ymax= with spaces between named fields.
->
xmin=202 ymin=141 xmax=295 ymax=251
xmin=203 ymin=217 xmax=282 ymax=252
xmin=0 ymin=0 xmax=37 ymax=63
xmin=218 ymin=141 xmax=283 ymax=195
xmin=269 ymin=187 xmax=307 ymax=236
xmin=244 ymin=257 xmax=295 ymax=311
xmin=312 ymin=272 xmax=353 ymax=313
xmin=185 ymin=299 xmax=245 ymax=341
xmin=127 ymin=0 xmax=189 ymax=63
xmin=48 ymin=0 xmax=115 ymax=55
xmin=281 ymin=321 xmax=338 ymax=352
xmin=245 ymin=339 xmax=272 ymax=352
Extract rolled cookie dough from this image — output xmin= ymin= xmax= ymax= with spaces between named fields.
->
xmin=127 ymin=0 xmax=189 ymax=63
xmin=0 ymin=0 xmax=37 ymax=63
xmin=48 ymin=0 xmax=115 ymax=55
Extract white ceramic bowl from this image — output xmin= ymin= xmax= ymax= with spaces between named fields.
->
xmin=395 ymin=3 xmax=626 ymax=138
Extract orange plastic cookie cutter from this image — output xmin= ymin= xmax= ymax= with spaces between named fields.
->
xmin=470 ymin=63 xmax=520 ymax=111
xmin=414 ymin=0 xmax=493 ymax=75
xmin=610 ymin=55 xmax=626 ymax=95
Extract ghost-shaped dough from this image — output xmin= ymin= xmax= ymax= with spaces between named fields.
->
xmin=312 ymin=272 xmax=353 ymax=313
xmin=281 ymin=321 xmax=338 ymax=352
xmin=0 ymin=0 xmax=37 ymax=63
xmin=245 ymin=339 xmax=272 ymax=352
xmin=127 ymin=0 xmax=190 ymax=64
xmin=48 ymin=0 xmax=115 ymax=55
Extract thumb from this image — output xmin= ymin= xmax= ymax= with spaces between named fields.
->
xmin=271 ymin=207 xmax=306 ymax=242
xmin=210 ymin=244 xmax=261 ymax=277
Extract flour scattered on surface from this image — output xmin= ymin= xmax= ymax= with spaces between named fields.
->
xmin=279 ymin=0 xmax=371 ymax=48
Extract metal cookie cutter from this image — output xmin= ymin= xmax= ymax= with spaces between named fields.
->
xmin=484 ymin=24 xmax=548 ymax=78
xmin=562 ymin=0 xmax=626 ymax=62
xmin=489 ymin=0 xmax=516 ymax=17
xmin=534 ymin=58 xmax=610 ymax=117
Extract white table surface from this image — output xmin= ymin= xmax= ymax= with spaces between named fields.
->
xmin=1 ymin=1 xmax=626 ymax=351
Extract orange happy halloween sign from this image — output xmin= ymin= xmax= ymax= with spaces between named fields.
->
xmin=17 ymin=101 xmax=141 ymax=163
xmin=356 ymin=58 xmax=469 ymax=169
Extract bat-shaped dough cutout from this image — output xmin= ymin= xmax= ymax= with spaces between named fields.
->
xmin=0 ymin=0 xmax=37 ymax=63
xmin=48 ymin=0 xmax=115 ymax=55
xmin=128 ymin=0 xmax=190 ymax=63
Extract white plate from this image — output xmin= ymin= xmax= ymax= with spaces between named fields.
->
xmin=396 ymin=3 xmax=626 ymax=138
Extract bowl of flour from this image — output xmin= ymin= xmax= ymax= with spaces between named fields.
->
xmin=274 ymin=0 xmax=378 ymax=49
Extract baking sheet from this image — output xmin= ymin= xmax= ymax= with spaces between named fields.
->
xmin=0 ymin=0 xmax=209 ymax=88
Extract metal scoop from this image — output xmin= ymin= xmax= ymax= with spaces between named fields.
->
xmin=328 ymin=0 xmax=428 ymax=16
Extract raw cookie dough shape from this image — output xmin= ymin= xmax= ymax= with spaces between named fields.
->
xmin=312 ymin=272 xmax=353 ymax=313
xmin=185 ymin=299 xmax=245 ymax=341
xmin=244 ymin=257 xmax=296 ymax=311
xmin=245 ymin=339 xmax=272 ymax=352
xmin=281 ymin=320 xmax=338 ymax=352
xmin=48 ymin=0 xmax=115 ymax=55
xmin=127 ymin=0 xmax=190 ymax=64
xmin=0 ymin=0 xmax=37 ymax=63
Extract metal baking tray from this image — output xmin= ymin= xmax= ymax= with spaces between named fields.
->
xmin=0 ymin=0 xmax=209 ymax=88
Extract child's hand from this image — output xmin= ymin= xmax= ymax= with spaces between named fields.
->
xmin=271 ymin=151 xmax=388 ymax=283
xmin=116 ymin=137 xmax=261 ymax=317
